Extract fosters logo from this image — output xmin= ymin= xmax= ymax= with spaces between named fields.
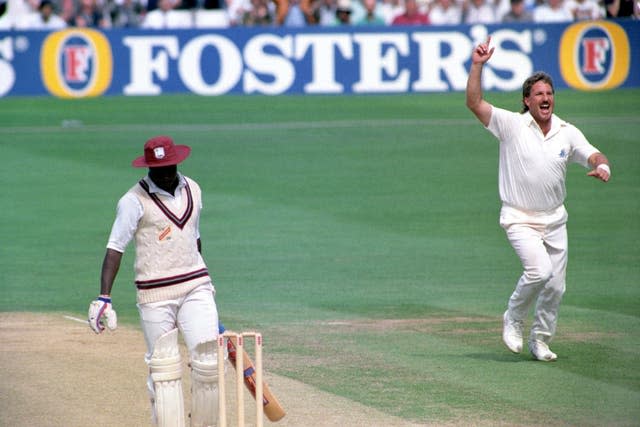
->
xmin=41 ymin=28 xmax=113 ymax=98
xmin=559 ymin=20 xmax=630 ymax=91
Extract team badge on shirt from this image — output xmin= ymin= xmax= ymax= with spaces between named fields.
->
xmin=159 ymin=226 xmax=172 ymax=241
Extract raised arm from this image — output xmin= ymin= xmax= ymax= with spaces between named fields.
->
xmin=466 ymin=36 xmax=495 ymax=127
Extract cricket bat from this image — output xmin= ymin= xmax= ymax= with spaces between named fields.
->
xmin=220 ymin=325 xmax=286 ymax=422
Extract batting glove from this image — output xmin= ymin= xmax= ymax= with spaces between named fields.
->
xmin=88 ymin=296 xmax=118 ymax=334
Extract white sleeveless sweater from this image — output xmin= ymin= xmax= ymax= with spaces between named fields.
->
xmin=129 ymin=176 xmax=210 ymax=304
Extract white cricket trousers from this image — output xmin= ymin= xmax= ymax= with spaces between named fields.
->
xmin=137 ymin=281 xmax=219 ymax=400
xmin=500 ymin=204 xmax=568 ymax=343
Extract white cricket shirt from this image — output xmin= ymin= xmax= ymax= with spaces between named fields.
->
xmin=487 ymin=106 xmax=599 ymax=212
xmin=106 ymin=173 xmax=201 ymax=253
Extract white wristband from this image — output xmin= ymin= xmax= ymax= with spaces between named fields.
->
xmin=596 ymin=164 xmax=610 ymax=174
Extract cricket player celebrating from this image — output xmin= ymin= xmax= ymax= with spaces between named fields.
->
xmin=465 ymin=37 xmax=611 ymax=361
xmin=88 ymin=136 xmax=220 ymax=426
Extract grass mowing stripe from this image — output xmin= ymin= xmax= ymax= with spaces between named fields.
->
xmin=0 ymin=116 xmax=638 ymax=135
xmin=1 ymin=90 xmax=638 ymax=426
xmin=270 ymin=318 xmax=639 ymax=425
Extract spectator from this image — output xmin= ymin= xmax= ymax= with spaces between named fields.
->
xmin=391 ymin=0 xmax=429 ymax=24
xmin=333 ymin=0 xmax=351 ymax=23
xmin=227 ymin=0 xmax=287 ymax=25
xmin=416 ymin=0 xmax=429 ymax=14
xmin=72 ymin=0 xmax=110 ymax=27
xmin=428 ymin=0 xmax=462 ymax=25
xmin=269 ymin=0 xmax=289 ymax=24
xmin=566 ymin=0 xmax=603 ymax=19
xmin=284 ymin=0 xmax=307 ymax=25
xmin=299 ymin=0 xmax=316 ymax=23
xmin=187 ymin=0 xmax=221 ymax=8
xmin=349 ymin=0 xmax=367 ymax=21
xmin=533 ymin=0 xmax=573 ymax=22
xmin=178 ymin=0 xmax=196 ymax=9
xmin=0 ymin=0 xmax=8 ymax=29
xmin=243 ymin=0 xmax=272 ymax=24
xmin=12 ymin=0 xmax=40 ymax=16
xmin=109 ymin=0 xmax=144 ymax=27
xmin=379 ymin=0 xmax=404 ymax=23
xmin=4 ymin=0 xmax=40 ymax=28
xmin=142 ymin=0 xmax=191 ymax=27
xmin=496 ymin=0 xmax=537 ymax=19
xmin=225 ymin=0 xmax=250 ymax=25
xmin=502 ymin=0 xmax=533 ymax=21
xmin=356 ymin=0 xmax=385 ymax=24
xmin=305 ymin=0 xmax=339 ymax=25
xmin=22 ymin=0 xmax=67 ymax=28
xmin=54 ymin=0 xmax=78 ymax=23
xmin=464 ymin=0 xmax=497 ymax=23
xmin=494 ymin=0 xmax=510 ymax=20
xmin=147 ymin=0 xmax=182 ymax=12
xmin=604 ymin=0 xmax=638 ymax=18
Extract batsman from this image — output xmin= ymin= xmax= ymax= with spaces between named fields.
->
xmin=88 ymin=135 xmax=221 ymax=426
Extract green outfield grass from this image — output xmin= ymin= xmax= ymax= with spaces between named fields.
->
xmin=1 ymin=89 xmax=639 ymax=426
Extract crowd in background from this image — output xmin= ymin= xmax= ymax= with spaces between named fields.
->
xmin=0 ymin=0 xmax=637 ymax=30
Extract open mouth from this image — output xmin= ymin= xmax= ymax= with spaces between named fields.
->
xmin=540 ymin=103 xmax=551 ymax=112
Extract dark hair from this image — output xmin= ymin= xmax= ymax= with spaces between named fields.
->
xmin=39 ymin=0 xmax=54 ymax=9
xmin=521 ymin=71 xmax=554 ymax=113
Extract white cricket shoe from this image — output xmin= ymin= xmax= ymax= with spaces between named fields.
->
xmin=529 ymin=339 xmax=558 ymax=362
xmin=502 ymin=310 xmax=524 ymax=353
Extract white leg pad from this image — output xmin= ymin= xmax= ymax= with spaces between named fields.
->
xmin=150 ymin=328 xmax=185 ymax=427
xmin=190 ymin=340 xmax=219 ymax=427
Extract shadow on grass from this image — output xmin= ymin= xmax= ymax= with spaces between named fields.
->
xmin=551 ymin=341 xmax=639 ymax=390
xmin=465 ymin=351 xmax=532 ymax=363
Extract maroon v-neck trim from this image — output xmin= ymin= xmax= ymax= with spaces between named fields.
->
xmin=139 ymin=179 xmax=194 ymax=230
